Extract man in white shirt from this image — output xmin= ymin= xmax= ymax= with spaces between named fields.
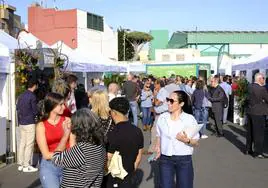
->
xmin=220 ymin=76 xmax=232 ymax=124
xmin=108 ymin=83 xmax=120 ymax=102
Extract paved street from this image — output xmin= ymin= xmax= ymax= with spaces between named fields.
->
xmin=0 ymin=121 xmax=268 ymax=188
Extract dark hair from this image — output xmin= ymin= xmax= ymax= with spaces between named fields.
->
xmin=223 ymin=76 xmax=228 ymax=82
xmin=155 ymin=79 xmax=165 ymax=87
xmin=63 ymin=86 xmax=71 ymax=100
xmin=173 ymin=90 xmax=193 ymax=114
xmin=192 ymin=76 xmax=197 ymax=82
xmin=27 ymin=79 xmax=38 ymax=89
xmin=109 ymin=97 xmax=129 ymax=115
xmin=196 ymin=80 xmax=205 ymax=90
xmin=71 ymin=108 xmax=105 ymax=145
xmin=65 ymin=74 xmax=78 ymax=85
xmin=41 ymin=92 xmax=64 ymax=121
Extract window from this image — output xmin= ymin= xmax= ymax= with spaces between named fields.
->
xmin=162 ymin=54 xmax=170 ymax=61
xmin=87 ymin=13 xmax=104 ymax=32
xmin=176 ymin=54 xmax=185 ymax=61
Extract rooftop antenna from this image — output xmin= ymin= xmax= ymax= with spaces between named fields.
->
xmin=53 ymin=0 xmax=58 ymax=9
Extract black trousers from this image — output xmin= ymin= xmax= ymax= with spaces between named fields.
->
xmin=246 ymin=114 xmax=265 ymax=155
xmin=212 ymin=108 xmax=223 ymax=135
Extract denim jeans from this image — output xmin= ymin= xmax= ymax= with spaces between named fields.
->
xmin=129 ymin=101 xmax=138 ymax=127
xmin=40 ymin=158 xmax=63 ymax=188
xmin=159 ymin=155 xmax=194 ymax=188
xmin=141 ymin=107 xmax=151 ymax=127
xmin=194 ymin=107 xmax=208 ymax=135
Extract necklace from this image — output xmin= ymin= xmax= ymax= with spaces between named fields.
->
xmin=48 ymin=116 xmax=60 ymax=126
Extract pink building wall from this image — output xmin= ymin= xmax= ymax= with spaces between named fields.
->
xmin=28 ymin=6 xmax=78 ymax=49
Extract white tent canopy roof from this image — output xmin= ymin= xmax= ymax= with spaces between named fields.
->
xmin=0 ymin=30 xmax=19 ymax=50
xmin=232 ymin=49 xmax=268 ymax=71
xmin=65 ymin=49 xmax=126 ymax=72
xmin=17 ymin=30 xmax=50 ymax=49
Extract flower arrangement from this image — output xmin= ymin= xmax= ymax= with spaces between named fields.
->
xmin=15 ymin=50 xmax=39 ymax=94
xmin=234 ymin=78 xmax=249 ymax=117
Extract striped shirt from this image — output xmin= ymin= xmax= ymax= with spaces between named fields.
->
xmin=52 ymin=142 xmax=106 ymax=188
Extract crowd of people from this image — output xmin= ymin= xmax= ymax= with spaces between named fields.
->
xmin=15 ymin=71 xmax=268 ymax=188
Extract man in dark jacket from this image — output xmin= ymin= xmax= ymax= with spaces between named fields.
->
xmin=16 ymin=79 xmax=38 ymax=172
xmin=246 ymin=73 xmax=268 ymax=158
xmin=208 ymin=77 xmax=225 ymax=137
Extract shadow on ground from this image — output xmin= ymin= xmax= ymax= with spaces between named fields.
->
xmin=27 ymin=179 xmax=41 ymax=188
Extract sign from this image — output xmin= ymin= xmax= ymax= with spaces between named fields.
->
xmin=146 ymin=64 xmax=197 ymax=77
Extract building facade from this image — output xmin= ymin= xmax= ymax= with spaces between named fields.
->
xmin=168 ymin=31 xmax=268 ymax=74
xmin=28 ymin=4 xmax=118 ymax=60
xmin=149 ymin=30 xmax=268 ymax=75
xmin=149 ymin=30 xmax=169 ymax=60
xmin=0 ymin=4 xmax=23 ymax=37
xmin=155 ymin=48 xmax=200 ymax=62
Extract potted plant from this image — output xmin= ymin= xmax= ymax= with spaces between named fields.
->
xmin=234 ymin=78 xmax=249 ymax=126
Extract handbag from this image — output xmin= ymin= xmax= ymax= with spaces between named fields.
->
xmin=202 ymin=90 xmax=212 ymax=108
xmin=108 ymin=151 xmax=128 ymax=180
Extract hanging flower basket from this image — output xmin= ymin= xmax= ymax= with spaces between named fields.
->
xmin=14 ymin=49 xmax=39 ymax=96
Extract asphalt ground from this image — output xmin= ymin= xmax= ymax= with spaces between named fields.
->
xmin=0 ymin=121 xmax=267 ymax=188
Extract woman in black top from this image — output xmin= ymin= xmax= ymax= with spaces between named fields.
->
xmin=90 ymin=90 xmax=115 ymax=134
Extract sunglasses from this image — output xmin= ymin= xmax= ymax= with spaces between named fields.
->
xmin=166 ymin=97 xmax=178 ymax=104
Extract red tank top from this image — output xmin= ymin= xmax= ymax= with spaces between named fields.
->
xmin=43 ymin=116 xmax=69 ymax=152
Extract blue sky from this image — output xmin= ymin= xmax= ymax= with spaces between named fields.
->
xmin=6 ymin=0 xmax=268 ymax=33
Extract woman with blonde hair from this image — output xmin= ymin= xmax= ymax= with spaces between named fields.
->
xmin=90 ymin=90 xmax=115 ymax=134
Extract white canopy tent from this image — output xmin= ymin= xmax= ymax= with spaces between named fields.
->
xmin=232 ymin=49 xmax=268 ymax=71
xmin=232 ymin=49 xmax=268 ymax=82
xmin=0 ymin=30 xmax=23 ymax=156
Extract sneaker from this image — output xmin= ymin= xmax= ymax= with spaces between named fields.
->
xmin=201 ymin=135 xmax=208 ymax=139
xmin=22 ymin=166 xmax=38 ymax=172
xmin=18 ymin=166 xmax=23 ymax=171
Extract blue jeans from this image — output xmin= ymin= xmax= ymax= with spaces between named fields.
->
xmin=40 ymin=158 xmax=63 ymax=188
xmin=141 ymin=107 xmax=152 ymax=127
xmin=159 ymin=155 xmax=194 ymax=188
xmin=194 ymin=107 xmax=208 ymax=135
xmin=129 ymin=101 xmax=138 ymax=127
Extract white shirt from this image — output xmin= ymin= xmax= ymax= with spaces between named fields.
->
xmin=156 ymin=112 xmax=199 ymax=156
xmin=220 ymin=82 xmax=232 ymax=99
xmin=68 ymin=91 xmax=77 ymax=113
xmin=154 ymin=87 xmax=169 ymax=114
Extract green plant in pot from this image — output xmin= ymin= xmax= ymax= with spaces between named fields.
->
xmin=103 ymin=74 xmax=126 ymax=88
xmin=235 ymin=78 xmax=249 ymax=117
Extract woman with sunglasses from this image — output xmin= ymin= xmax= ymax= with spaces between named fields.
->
xmin=155 ymin=90 xmax=199 ymax=188
xmin=140 ymin=79 xmax=153 ymax=131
